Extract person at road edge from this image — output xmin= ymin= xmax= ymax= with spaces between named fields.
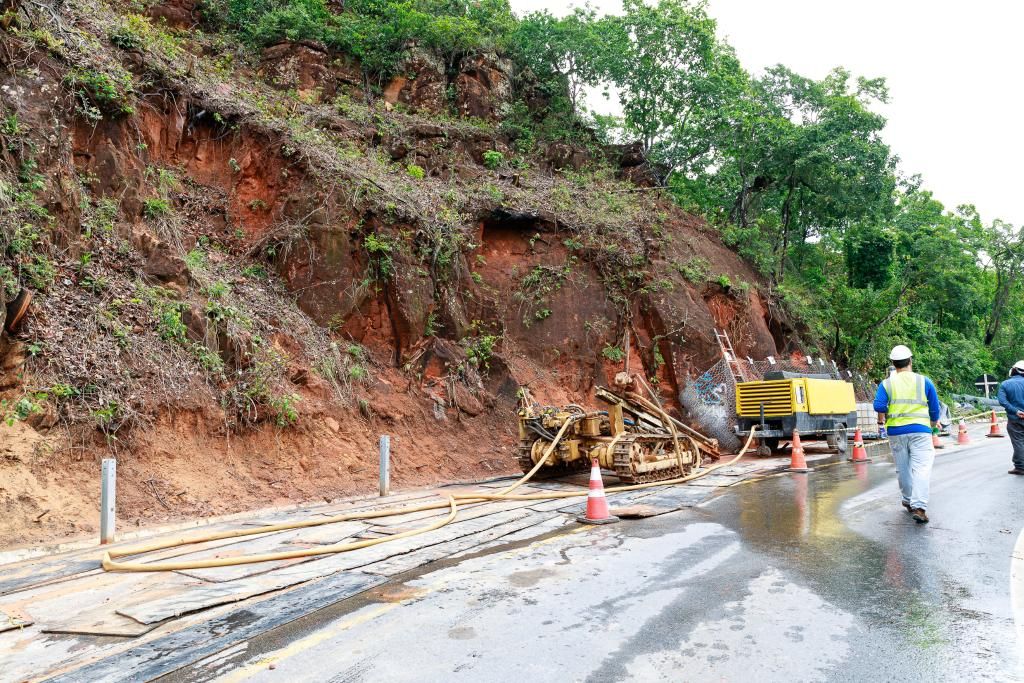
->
xmin=997 ymin=360 xmax=1024 ymax=475
xmin=874 ymin=344 xmax=941 ymax=524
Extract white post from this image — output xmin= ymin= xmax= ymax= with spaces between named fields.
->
xmin=379 ymin=435 xmax=390 ymax=497
xmin=100 ymin=459 xmax=116 ymax=545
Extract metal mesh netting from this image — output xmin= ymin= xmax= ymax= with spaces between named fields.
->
xmin=680 ymin=356 xmax=877 ymax=452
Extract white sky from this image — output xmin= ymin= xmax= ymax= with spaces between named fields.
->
xmin=509 ymin=0 xmax=1024 ymax=226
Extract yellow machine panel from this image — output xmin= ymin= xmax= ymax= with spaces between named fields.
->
xmin=737 ymin=379 xmax=801 ymax=417
xmin=804 ymin=378 xmax=856 ymax=415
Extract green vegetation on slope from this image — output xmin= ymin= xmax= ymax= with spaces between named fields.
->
xmin=200 ymin=0 xmax=1024 ymax=391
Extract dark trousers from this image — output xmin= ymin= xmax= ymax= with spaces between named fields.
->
xmin=1008 ymin=420 xmax=1024 ymax=470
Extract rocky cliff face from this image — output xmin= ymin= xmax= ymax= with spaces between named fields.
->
xmin=0 ymin=0 xmax=800 ymax=548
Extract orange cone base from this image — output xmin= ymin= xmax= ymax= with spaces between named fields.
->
xmin=849 ymin=455 xmax=872 ymax=463
xmin=577 ymin=514 xmax=620 ymax=525
xmin=987 ymin=434 xmax=1005 ymax=438
xmin=788 ymin=466 xmax=811 ymax=473
xmin=933 ymin=434 xmax=946 ymax=450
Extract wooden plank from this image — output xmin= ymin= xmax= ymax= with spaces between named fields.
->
xmin=44 ymin=571 xmax=384 ymax=683
xmin=312 ymin=491 xmax=447 ymax=517
xmin=715 ymin=462 xmax=765 ymax=476
xmin=43 ymin=612 xmax=159 ymax=638
xmin=290 ymin=521 xmax=366 ymax=545
xmin=172 ymin=528 xmax=339 ymax=582
xmin=278 ymin=507 xmax=541 ymax=580
xmin=627 ymin=488 xmax=714 ymax=509
xmin=358 ymin=512 xmax=560 ymax=576
xmin=118 ymin=565 xmax=376 ymax=625
xmin=369 ymin=497 xmax=538 ymax=528
xmin=0 ymin=558 xmax=102 ymax=597
xmin=453 ymin=475 xmax=522 ymax=489
xmin=0 ymin=524 xmax=277 ymax=598
xmin=179 ymin=502 xmax=541 ymax=584
xmin=449 ymin=515 xmax=575 ymax=558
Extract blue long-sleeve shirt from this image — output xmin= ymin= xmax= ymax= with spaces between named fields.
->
xmin=998 ymin=375 xmax=1024 ymax=423
xmin=873 ymin=373 xmax=941 ymax=435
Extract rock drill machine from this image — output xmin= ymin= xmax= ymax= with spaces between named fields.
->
xmin=516 ymin=373 xmax=722 ymax=483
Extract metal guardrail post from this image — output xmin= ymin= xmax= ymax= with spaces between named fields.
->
xmin=100 ymin=458 xmax=116 ymax=544
xmin=379 ymin=435 xmax=390 ymax=497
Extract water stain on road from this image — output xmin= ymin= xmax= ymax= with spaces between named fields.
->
xmin=447 ymin=626 xmax=476 ymax=640
xmin=508 ymin=568 xmax=550 ymax=588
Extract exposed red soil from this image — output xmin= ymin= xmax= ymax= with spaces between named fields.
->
xmin=0 ymin=26 xmax=806 ymax=552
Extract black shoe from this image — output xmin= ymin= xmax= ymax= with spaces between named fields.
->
xmin=1009 ymin=469 xmax=1024 ymax=475
xmin=901 ymin=501 xmax=912 ymax=512
xmin=911 ymin=508 xmax=929 ymax=524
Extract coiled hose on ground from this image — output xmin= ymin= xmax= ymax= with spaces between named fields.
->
xmin=101 ymin=424 xmax=760 ymax=572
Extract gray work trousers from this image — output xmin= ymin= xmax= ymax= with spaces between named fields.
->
xmin=889 ymin=432 xmax=934 ymax=510
xmin=1007 ymin=419 xmax=1024 ymax=470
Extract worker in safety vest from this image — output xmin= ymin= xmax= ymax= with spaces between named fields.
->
xmin=873 ymin=344 xmax=941 ymax=524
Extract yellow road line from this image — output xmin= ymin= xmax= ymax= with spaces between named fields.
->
xmin=217 ymin=603 xmax=399 ymax=682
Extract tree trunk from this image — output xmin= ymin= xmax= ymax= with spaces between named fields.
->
xmin=775 ymin=180 xmax=797 ymax=281
xmin=984 ymin=269 xmax=1015 ymax=346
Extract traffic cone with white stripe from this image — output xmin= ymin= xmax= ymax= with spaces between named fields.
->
xmin=577 ymin=458 xmax=619 ymax=525
xmin=931 ymin=430 xmax=945 ymax=450
xmin=850 ymin=428 xmax=871 ymax=462
xmin=987 ymin=410 xmax=1005 ymax=438
xmin=957 ymin=419 xmax=970 ymax=445
xmin=788 ymin=431 xmax=810 ymax=473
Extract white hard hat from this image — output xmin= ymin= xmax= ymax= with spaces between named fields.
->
xmin=1010 ymin=360 xmax=1024 ymax=377
xmin=889 ymin=345 xmax=913 ymax=361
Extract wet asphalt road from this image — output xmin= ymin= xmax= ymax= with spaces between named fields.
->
xmin=168 ymin=435 xmax=1024 ymax=683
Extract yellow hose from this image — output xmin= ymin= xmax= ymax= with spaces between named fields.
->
xmin=101 ymin=425 xmax=758 ymax=572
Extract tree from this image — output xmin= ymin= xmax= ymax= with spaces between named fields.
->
xmin=509 ymin=8 xmax=608 ymax=113
xmin=602 ymin=0 xmax=745 ymax=183
xmin=981 ymin=219 xmax=1024 ymax=346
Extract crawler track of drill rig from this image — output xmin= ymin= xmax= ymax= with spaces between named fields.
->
xmin=516 ymin=385 xmax=721 ymax=484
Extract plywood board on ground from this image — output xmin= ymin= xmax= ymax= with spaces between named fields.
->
xmin=43 ymin=612 xmax=160 ymax=638
xmin=449 ymin=515 xmax=574 ymax=558
xmin=0 ymin=558 xmax=102 ymax=597
xmin=45 ymin=570 xmax=385 ymax=683
xmin=118 ymin=567 xmax=379 ymax=625
xmin=359 ymin=512 xmax=561 ymax=575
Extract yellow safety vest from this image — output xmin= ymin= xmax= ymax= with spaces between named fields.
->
xmin=882 ymin=371 xmax=930 ymax=428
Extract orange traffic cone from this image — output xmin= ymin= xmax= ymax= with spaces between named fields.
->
xmin=850 ymin=428 xmax=871 ymax=462
xmin=788 ymin=431 xmax=810 ymax=473
xmin=577 ymin=458 xmax=619 ymax=525
xmin=986 ymin=410 xmax=1005 ymax=438
xmin=957 ymin=419 xmax=970 ymax=445
xmin=932 ymin=431 xmax=945 ymax=450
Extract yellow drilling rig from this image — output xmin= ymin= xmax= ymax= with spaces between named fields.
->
xmin=516 ymin=373 xmax=722 ymax=484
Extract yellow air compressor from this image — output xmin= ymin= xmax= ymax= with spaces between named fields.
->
xmin=734 ymin=371 xmax=857 ymax=456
